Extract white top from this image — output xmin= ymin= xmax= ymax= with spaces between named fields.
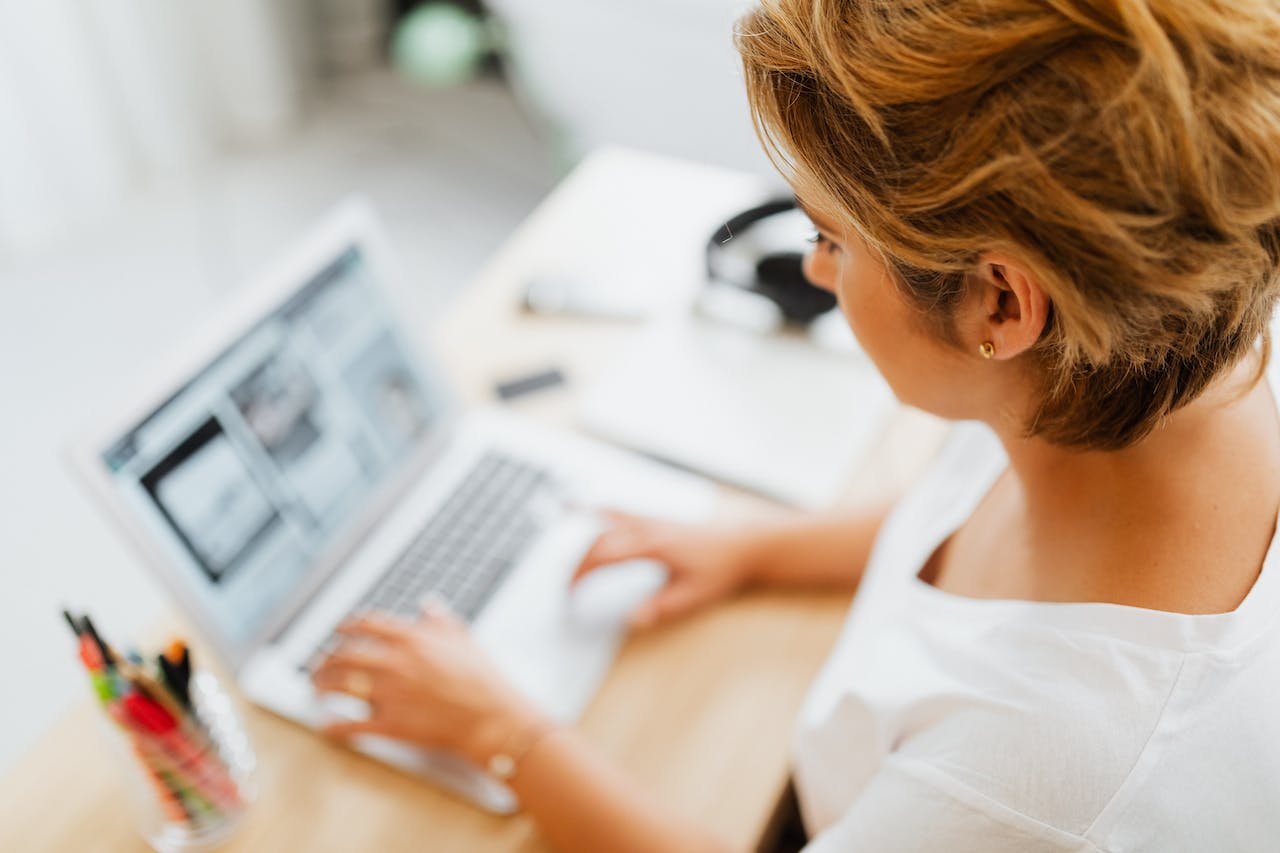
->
xmin=792 ymin=355 xmax=1280 ymax=851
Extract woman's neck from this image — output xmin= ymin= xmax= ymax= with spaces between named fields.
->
xmin=988 ymin=355 xmax=1280 ymax=612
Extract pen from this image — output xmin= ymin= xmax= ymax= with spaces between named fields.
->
xmin=62 ymin=608 xmax=82 ymax=637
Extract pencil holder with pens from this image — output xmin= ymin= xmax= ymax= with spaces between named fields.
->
xmin=67 ymin=612 xmax=257 ymax=853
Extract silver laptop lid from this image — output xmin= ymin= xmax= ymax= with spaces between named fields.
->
xmin=73 ymin=201 xmax=458 ymax=666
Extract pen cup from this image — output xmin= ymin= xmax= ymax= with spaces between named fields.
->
xmin=102 ymin=671 xmax=257 ymax=853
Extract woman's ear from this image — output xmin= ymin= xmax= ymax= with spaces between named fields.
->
xmin=974 ymin=251 xmax=1050 ymax=359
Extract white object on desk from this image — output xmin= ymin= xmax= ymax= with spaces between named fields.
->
xmin=518 ymin=147 xmax=774 ymax=321
xmin=567 ymin=558 xmax=667 ymax=631
xmin=578 ymin=316 xmax=896 ymax=510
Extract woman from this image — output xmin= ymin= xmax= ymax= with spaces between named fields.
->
xmin=313 ymin=0 xmax=1280 ymax=849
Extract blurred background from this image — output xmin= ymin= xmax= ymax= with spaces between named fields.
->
xmin=0 ymin=0 xmax=772 ymax=774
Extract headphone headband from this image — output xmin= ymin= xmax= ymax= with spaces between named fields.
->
xmin=705 ymin=197 xmax=837 ymax=324
xmin=706 ymin=198 xmax=799 ymax=262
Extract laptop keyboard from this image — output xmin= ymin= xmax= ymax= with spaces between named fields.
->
xmin=302 ymin=451 xmax=552 ymax=672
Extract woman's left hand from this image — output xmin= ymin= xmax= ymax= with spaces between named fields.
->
xmin=310 ymin=599 xmax=545 ymax=765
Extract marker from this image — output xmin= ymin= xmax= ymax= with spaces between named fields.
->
xmin=124 ymin=691 xmax=177 ymax=734
xmin=64 ymin=611 xmax=245 ymax=822
xmin=105 ymin=704 xmax=191 ymax=823
xmin=161 ymin=640 xmax=193 ymax=708
xmin=158 ymin=656 xmax=182 ymax=707
xmin=89 ymin=671 xmax=114 ymax=703
xmin=122 ymin=695 xmax=241 ymax=811
xmin=165 ymin=640 xmax=186 ymax=665
xmin=117 ymin=659 xmax=188 ymax=725
xmin=79 ymin=635 xmax=104 ymax=672
xmin=80 ymin=615 xmax=116 ymax=668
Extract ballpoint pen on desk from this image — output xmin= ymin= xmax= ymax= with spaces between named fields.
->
xmin=63 ymin=610 xmax=256 ymax=853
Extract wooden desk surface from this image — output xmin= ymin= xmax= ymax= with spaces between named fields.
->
xmin=0 ymin=148 xmax=945 ymax=853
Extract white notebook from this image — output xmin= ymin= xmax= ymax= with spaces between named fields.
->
xmin=578 ymin=316 xmax=895 ymax=509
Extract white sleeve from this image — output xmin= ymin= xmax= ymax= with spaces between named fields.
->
xmin=802 ymin=757 xmax=1101 ymax=853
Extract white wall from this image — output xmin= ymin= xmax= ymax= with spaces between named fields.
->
xmin=489 ymin=0 xmax=775 ymax=177
xmin=0 ymin=0 xmax=308 ymax=257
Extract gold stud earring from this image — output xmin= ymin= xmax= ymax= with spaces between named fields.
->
xmin=979 ymin=341 xmax=995 ymax=359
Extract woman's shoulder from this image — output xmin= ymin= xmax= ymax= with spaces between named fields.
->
xmin=886 ymin=631 xmax=1182 ymax=836
xmin=797 ymin=607 xmax=1189 ymax=840
xmin=885 ymin=624 xmax=1280 ymax=847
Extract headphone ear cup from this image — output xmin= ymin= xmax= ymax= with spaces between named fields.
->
xmin=753 ymin=252 xmax=838 ymax=323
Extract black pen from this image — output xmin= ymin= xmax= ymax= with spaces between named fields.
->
xmin=162 ymin=639 xmax=193 ymax=708
xmin=62 ymin=608 xmax=82 ymax=637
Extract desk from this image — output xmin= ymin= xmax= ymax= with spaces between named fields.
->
xmin=0 ymin=148 xmax=945 ymax=852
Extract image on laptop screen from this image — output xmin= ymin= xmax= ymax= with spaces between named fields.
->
xmin=100 ymin=246 xmax=443 ymax=648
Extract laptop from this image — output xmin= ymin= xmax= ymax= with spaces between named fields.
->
xmin=67 ymin=199 xmax=715 ymax=813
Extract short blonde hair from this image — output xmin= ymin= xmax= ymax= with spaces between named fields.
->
xmin=737 ymin=0 xmax=1280 ymax=450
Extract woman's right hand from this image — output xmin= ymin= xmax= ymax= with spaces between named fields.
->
xmin=570 ymin=511 xmax=762 ymax=631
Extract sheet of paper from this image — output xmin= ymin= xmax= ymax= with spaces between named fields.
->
xmin=578 ymin=317 xmax=896 ymax=509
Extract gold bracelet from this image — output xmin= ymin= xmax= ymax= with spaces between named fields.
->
xmin=486 ymin=722 xmax=555 ymax=782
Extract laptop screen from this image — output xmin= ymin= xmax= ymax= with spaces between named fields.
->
xmin=100 ymin=245 xmax=442 ymax=649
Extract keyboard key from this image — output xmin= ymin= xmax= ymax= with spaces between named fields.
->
xmin=301 ymin=451 xmax=551 ymax=672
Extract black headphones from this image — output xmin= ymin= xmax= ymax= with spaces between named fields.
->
xmin=705 ymin=198 xmax=837 ymax=325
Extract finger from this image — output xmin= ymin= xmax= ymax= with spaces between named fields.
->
xmin=314 ymin=647 xmax=395 ymax=674
xmin=312 ymin=665 xmax=369 ymax=695
xmin=600 ymin=509 xmax=642 ymax=526
xmin=570 ymin=522 xmax=660 ymax=586
xmin=629 ymin=584 xmax=705 ymax=630
xmin=336 ymin=612 xmax=415 ymax=644
xmin=418 ymin=594 xmax=465 ymax=630
xmin=311 ymin=651 xmax=395 ymax=691
xmin=313 ymin=670 xmax=375 ymax=698
xmin=323 ymin=719 xmax=392 ymax=740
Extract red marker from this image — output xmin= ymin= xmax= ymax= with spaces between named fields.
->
xmin=123 ymin=692 xmax=241 ymax=810
xmin=79 ymin=635 xmax=104 ymax=672
xmin=124 ymin=692 xmax=177 ymax=734
xmin=107 ymin=704 xmax=190 ymax=823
